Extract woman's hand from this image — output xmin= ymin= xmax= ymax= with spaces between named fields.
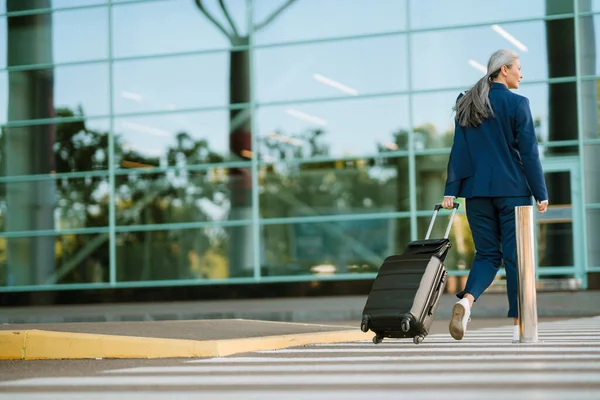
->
xmin=442 ymin=196 xmax=455 ymax=210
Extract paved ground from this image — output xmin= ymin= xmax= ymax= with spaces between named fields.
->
xmin=0 ymin=319 xmax=354 ymax=341
xmin=0 ymin=316 xmax=598 ymax=399
xmin=2 ymin=291 xmax=599 ymax=324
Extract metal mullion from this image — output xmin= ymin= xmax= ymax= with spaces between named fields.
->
xmin=415 ymin=209 xmax=466 ymax=217
xmin=107 ymin=0 xmax=174 ymax=7
xmin=108 ymin=0 xmax=117 ymax=286
xmin=0 ymin=282 xmax=112 ymax=293
xmin=254 ymin=151 xmax=411 ymax=168
xmin=541 ymin=140 xmax=581 ymax=147
xmin=2 ymin=2 xmax=109 ymax=17
xmin=259 ymin=211 xmax=412 ymax=227
xmin=574 ymin=0 xmax=590 ymax=289
xmin=111 ymin=45 xmax=249 ymax=63
xmin=0 ymin=49 xmax=243 ymax=75
xmin=414 ymin=148 xmax=451 ymax=156
xmin=1 ymin=226 xmax=110 ymax=239
xmin=0 ymin=272 xmax=381 ymax=293
xmin=0 ymin=170 xmax=110 ymax=183
xmin=2 ymin=58 xmax=110 ymax=73
xmin=406 ymin=0 xmax=417 ymax=241
xmin=114 ymin=219 xmax=253 ymax=234
xmin=112 ymin=160 xmax=252 ymax=177
xmin=248 ymin=0 xmax=262 ymax=281
xmin=2 ymin=103 xmax=249 ymax=128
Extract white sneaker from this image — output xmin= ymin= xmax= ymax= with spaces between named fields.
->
xmin=449 ymin=298 xmax=471 ymax=340
xmin=512 ymin=325 xmax=519 ymax=343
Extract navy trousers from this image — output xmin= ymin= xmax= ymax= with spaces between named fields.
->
xmin=456 ymin=196 xmax=532 ymax=318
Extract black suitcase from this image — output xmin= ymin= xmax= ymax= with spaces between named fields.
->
xmin=360 ymin=202 xmax=460 ymax=345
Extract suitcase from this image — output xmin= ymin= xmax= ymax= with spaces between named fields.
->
xmin=360 ymin=201 xmax=460 ymax=345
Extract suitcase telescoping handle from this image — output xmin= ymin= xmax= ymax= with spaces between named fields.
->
xmin=425 ymin=202 xmax=460 ymax=240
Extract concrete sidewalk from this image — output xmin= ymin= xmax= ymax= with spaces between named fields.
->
xmin=1 ymin=291 xmax=598 ymax=325
xmin=0 ymin=319 xmax=373 ymax=360
xmin=1 ymin=316 xmax=566 ymax=362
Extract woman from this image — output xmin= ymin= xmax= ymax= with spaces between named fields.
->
xmin=441 ymin=49 xmax=548 ymax=343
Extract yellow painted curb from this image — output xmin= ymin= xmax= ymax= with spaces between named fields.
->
xmin=0 ymin=328 xmax=372 ymax=360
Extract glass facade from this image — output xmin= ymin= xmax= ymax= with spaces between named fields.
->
xmin=1 ymin=0 xmax=600 ymax=294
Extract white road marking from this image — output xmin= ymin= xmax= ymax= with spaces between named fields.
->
xmin=312 ymin=337 xmax=600 ymax=345
xmin=103 ymin=361 xmax=600 ymax=374
xmin=186 ymin=354 xmax=600 ymax=363
xmin=255 ymin=346 xmax=600 ymax=353
xmin=2 ymin=372 xmax=600 ymax=387
xmin=4 ymin=390 xmax=600 ymax=400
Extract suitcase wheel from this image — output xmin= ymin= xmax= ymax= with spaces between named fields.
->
xmin=360 ymin=317 xmax=370 ymax=333
xmin=372 ymin=334 xmax=384 ymax=344
xmin=401 ymin=318 xmax=411 ymax=333
xmin=413 ymin=335 xmax=425 ymax=345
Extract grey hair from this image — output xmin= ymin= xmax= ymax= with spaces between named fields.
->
xmin=454 ymin=49 xmax=519 ymax=128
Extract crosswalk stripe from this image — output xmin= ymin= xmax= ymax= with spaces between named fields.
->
xmin=187 ymin=354 xmax=600 ymax=363
xmin=103 ymin=361 xmax=600 ymax=374
xmin=2 ymin=372 xmax=600 ymax=386
xmin=312 ymin=337 xmax=600 ymax=345
xmin=256 ymin=346 xmax=600 ymax=353
xmin=4 ymin=390 xmax=600 ymax=400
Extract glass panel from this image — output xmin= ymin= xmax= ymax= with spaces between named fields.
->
xmin=409 ymin=0 xmax=548 ymax=30
xmin=254 ymin=35 xmax=408 ymax=104
xmin=0 ymin=63 xmax=110 ymax=124
xmin=1 ymin=7 xmax=108 ymax=69
xmin=260 ymin=155 xmax=410 ymax=219
xmin=415 ymin=154 xmax=451 ymax=211
xmin=0 ymin=176 xmax=110 ymax=232
xmin=0 ymin=118 xmax=110 ymax=177
xmin=0 ymin=17 xmax=5 ymax=69
xmin=52 ymin=6 xmax=109 ymax=64
xmin=412 ymin=82 xmax=578 ymax=149
xmin=581 ymin=0 xmax=600 ymax=13
xmin=585 ymin=144 xmax=600 ymax=203
xmin=256 ymin=95 xmax=410 ymax=161
xmin=517 ymin=82 xmax=578 ymax=144
xmin=114 ymin=167 xmax=252 ymax=226
xmin=113 ymin=109 xmax=247 ymax=166
xmin=116 ymin=224 xmax=255 ymax=281
xmin=253 ymin=0 xmax=406 ymax=45
xmin=112 ymin=52 xmax=231 ymax=114
xmin=410 ymin=20 xmax=574 ymax=91
xmin=581 ymin=78 xmax=600 ymax=139
xmin=537 ymin=171 xmax=574 ymax=268
xmin=112 ymin=0 xmax=244 ymax=58
xmin=261 ymin=217 xmax=411 ymax=277
xmin=587 ymin=208 xmax=600 ymax=271
xmin=0 ymin=232 xmax=110 ymax=287
xmin=417 ymin=211 xmax=474 ymax=274
xmin=0 ymin=71 xmax=6 ymax=124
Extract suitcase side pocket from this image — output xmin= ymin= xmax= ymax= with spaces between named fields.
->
xmin=409 ymin=256 xmax=446 ymax=331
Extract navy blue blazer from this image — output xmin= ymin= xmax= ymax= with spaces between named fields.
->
xmin=444 ymin=82 xmax=548 ymax=202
